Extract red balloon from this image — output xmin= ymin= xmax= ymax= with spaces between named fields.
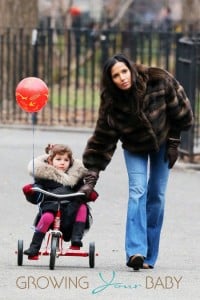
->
xmin=16 ymin=77 xmax=48 ymax=112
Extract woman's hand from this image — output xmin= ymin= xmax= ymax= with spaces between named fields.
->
xmin=79 ymin=170 xmax=99 ymax=198
xmin=165 ymin=138 xmax=180 ymax=168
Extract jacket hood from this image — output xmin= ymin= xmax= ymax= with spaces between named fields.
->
xmin=28 ymin=154 xmax=87 ymax=187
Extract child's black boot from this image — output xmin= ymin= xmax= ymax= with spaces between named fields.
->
xmin=24 ymin=231 xmax=45 ymax=256
xmin=71 ymin=222 xmax=85 ymax=247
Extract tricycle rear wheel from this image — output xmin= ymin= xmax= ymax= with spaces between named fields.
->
xmin=89 ymin=242 xmax=95 ymax=268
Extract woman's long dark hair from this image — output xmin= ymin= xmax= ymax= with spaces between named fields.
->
xmin=99 ymin=53 xmax=139 ymax=115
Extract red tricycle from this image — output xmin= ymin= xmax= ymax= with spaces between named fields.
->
xmin=16 ymin=187 xmax=98 ymax=270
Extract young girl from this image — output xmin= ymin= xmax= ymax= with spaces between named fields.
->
xmin=23 ymin=144 xmax=97 ymax=258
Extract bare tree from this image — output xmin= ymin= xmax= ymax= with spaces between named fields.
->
xmin=182 ymin=0 xmax=200 ymax=32
xmin=102 ymin=0 xmax=134 ymax=29
xmin=0 ymin=0 xmax=38 ymax=112
xmin=109 ymin=0 xmax=134 ymax=28
xmin=0 ymin=0 xmax=38 ymax=29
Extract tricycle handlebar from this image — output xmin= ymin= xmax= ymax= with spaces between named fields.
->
xmin=31 ymin=187 xmax=85 ymax=199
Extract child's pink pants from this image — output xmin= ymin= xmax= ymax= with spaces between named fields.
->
xmin=36 ymin=204 xmax=87 ymax=233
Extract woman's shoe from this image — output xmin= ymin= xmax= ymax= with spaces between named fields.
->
xmin=142 ymin=263 xmax=153 ymax=269
xmin=126 ymin=254 xmax=144 ymax=270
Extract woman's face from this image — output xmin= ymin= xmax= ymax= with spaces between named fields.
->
xmin=111 ymin=62 xmax=132 ymax=90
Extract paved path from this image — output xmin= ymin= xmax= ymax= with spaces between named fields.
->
xmin=0 ymin=126 xmax=200 ymax=300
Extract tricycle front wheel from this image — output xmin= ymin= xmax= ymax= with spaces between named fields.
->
xmin=49 ymin=236 xmax=58 ymax=270
xmin=17 ymin=240 xmax=23 ymax=266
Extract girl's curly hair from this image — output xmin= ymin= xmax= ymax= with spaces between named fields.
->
xmin=45 ymin=144 xmax=73 ymax=167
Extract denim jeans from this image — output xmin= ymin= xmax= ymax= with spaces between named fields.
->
xmin=124 ymin=144 xmax=170 ymax=267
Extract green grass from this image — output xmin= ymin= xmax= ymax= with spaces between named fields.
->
xmin=50 ymin=84 xmax=100 ymax=109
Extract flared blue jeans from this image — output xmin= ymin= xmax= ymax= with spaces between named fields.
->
xmin=124 ymin=144 xmax=170 ymax=267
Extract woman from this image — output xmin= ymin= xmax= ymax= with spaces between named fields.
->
xmin=80 ymin=53 xmax=193 ymax=270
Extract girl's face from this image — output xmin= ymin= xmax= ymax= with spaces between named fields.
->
xmin=111 ymin=62 xmax=132 ymax=90
xmin=51 ymin=153 xmax=71 ymax=172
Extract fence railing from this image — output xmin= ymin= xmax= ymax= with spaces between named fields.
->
xmin=0 ymin=28 xmax=182 ymax=127
xmin=176 ymin=36 xmax=200 ymax=160
xmin=0 ymin=27 xmax=200 ymax=159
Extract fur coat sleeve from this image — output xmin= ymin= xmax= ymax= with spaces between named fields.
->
xmin=27 ymin=154 xmax=87 ymax=188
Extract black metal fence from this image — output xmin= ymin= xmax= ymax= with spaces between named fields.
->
xmin=0 ymin=27 xmax=199 ymax=159
xmin=0 ymin=28 xmax=182 ymax=127
xmin=176 ymin=36 xmax=200 ymax=160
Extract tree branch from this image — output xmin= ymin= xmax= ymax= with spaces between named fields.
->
xmin=109 ymin=0 xmax=134 ymax=28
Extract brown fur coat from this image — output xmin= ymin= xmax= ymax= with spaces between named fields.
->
xmin=83 ymin=64 xmax=193 ymax=170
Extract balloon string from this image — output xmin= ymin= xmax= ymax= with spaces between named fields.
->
xmin=32 ymin=113 xmax=35 ymax=180
xmin=32 ymin=113 xmax=41 ymax=220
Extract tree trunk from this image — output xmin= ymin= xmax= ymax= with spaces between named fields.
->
xmin=0 ymin=0 xmax=38 ymax=29
xmin=182 ymin=0 xmax=200 ymax=33
xmin=0 ymin=0 xmax=38 ymax=117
